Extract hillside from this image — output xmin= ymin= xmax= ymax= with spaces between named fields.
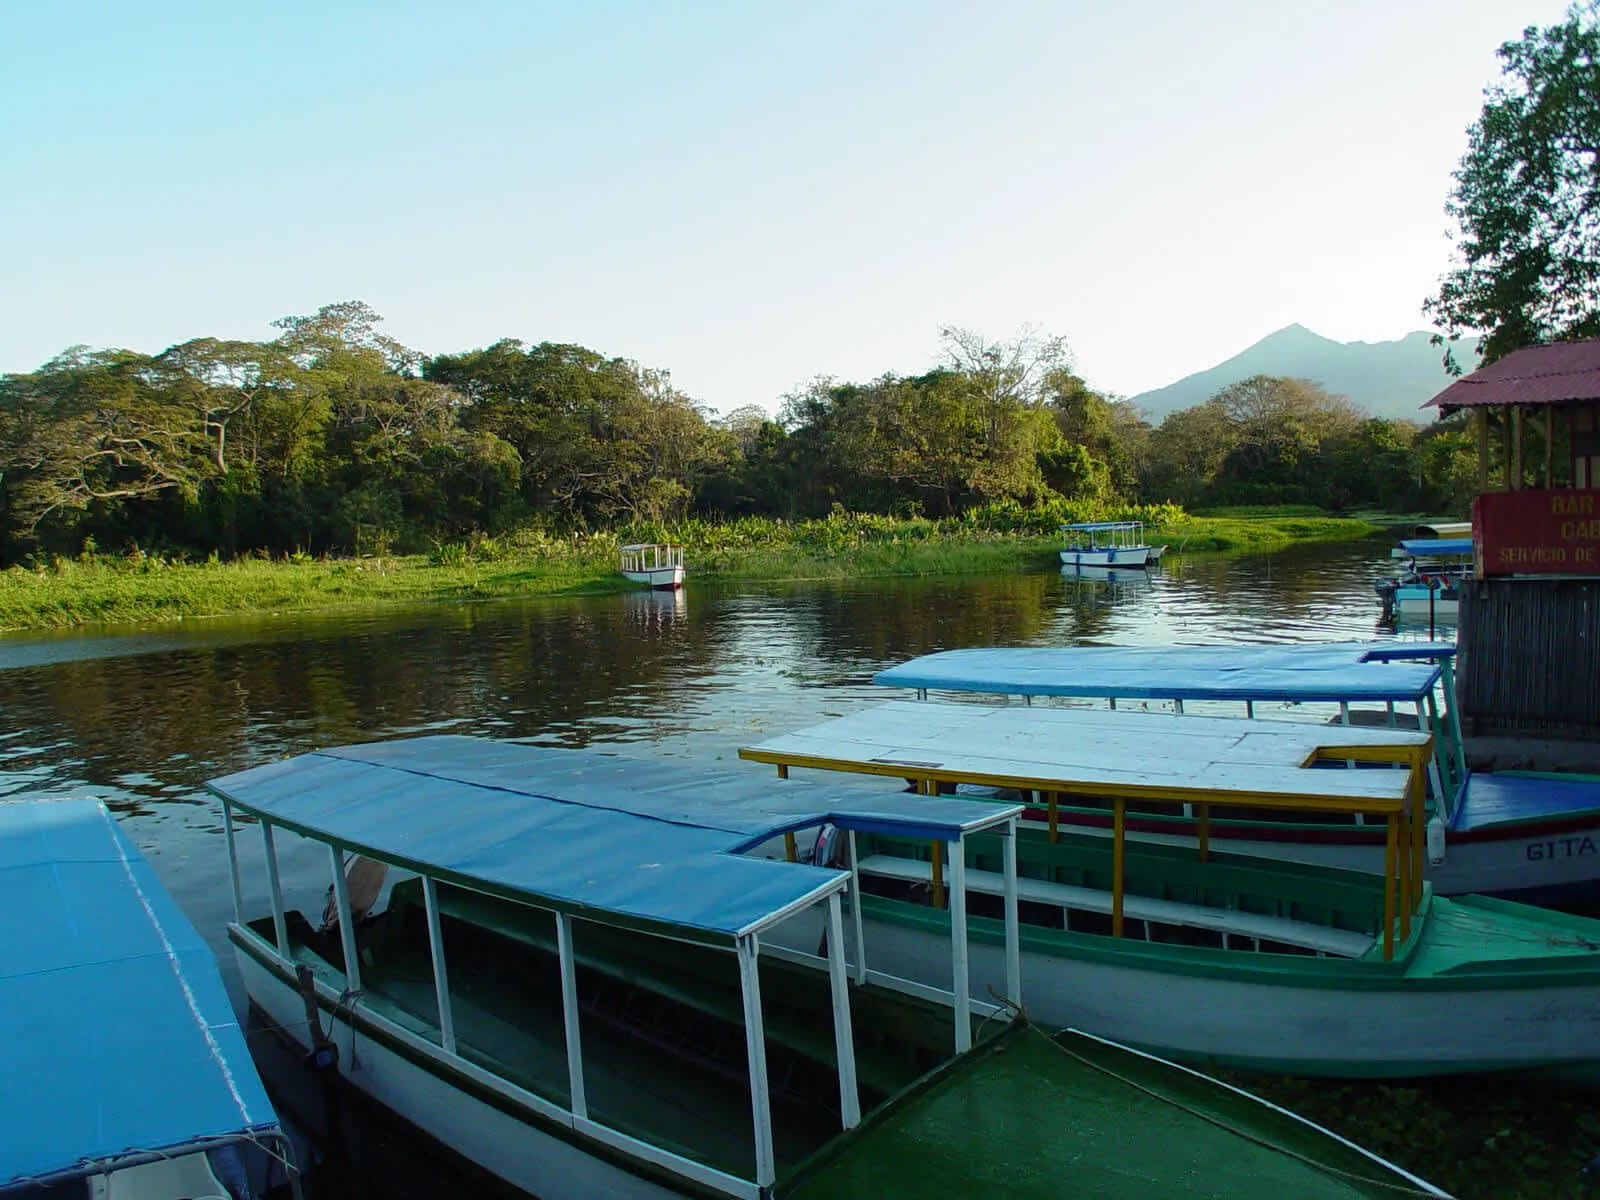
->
xmin=1129 ymin=325 xmax=1469 ymax=422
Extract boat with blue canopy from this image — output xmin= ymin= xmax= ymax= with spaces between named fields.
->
xmin=1059 ymin=521 xmax=1166 ymax=569
xmin=0 ymin=798 xmax=294 ymax=1199
xmin=871 ymin=643 xmax=1600 ymax=904
xmin=210 ymin=736 xmax=1443 ymax=1200
xmin=742 ymin=702 xmax=1600 ymax=1086
xmin=1376 ymin=539 xmax=1474 ymax=622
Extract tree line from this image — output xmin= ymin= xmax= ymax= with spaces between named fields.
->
xmin=0 ymin=302 xmax=1479 ymax=564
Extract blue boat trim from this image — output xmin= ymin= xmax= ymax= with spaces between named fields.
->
xmin=0 ymin=799 xmax=282 ymax=1190
xmin=1450 ymin=772 xmax=1600 ymax=834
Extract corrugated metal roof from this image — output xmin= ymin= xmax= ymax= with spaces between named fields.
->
xmin=1426 ymin=340 xmax=1600 ymax=409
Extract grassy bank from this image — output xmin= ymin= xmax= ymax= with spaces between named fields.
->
xmin=0 ymin=509 xmax=1383 ymax=632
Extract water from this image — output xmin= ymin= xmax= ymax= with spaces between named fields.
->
xmin=0 ymin=537 xmax=1433 ymax=1194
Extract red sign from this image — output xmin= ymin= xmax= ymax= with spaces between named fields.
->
xmin=1474 ymin=488 xmax=1600 ymax=576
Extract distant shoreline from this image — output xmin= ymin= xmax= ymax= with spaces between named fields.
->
xmin=0 ymin=511 xmax=1385 ymax=634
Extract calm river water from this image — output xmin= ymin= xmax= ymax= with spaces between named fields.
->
xmin=0 ymin=536 xmax=1441 ymax=1196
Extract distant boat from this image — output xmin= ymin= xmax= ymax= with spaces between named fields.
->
xmin=0 ymin=798 xmax=292 ymax=1198
xmin=620 ymin=542 xmax=685 ymax=589
xmin=1375 ymin=538 xmax=1473 ymax=619
xmin=211 ymin=738 xmax=1443 ymax=1200
xmin=1059 ymin=521 xmax=1166 ymax=568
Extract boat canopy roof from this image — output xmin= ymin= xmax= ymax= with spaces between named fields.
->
xmin=1060 ymin=521 xmax=1143 ymax=532
xmin=0 ymin=799 xmax=278 ymax=1189
xmin=1397 ymin=538 xmax=1474 ymax=557
xmin=209 ymin=736 xmax=1020 ymax=945
xmin=874 ymin=644 xmax=1444 ymax=703
xmin=741 ymin=702 xmax=1427 ymax=813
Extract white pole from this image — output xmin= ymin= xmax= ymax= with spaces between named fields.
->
xmin=1339 ymin=701 xmax=1351 ymax=725
xmin=1002 ymin=819 xmax=1021 ymax=1012
xmin=737 ymin=936 xmax=776 ymax=1189
xmin=222 ymin=798 xmax=244 ymax=924
xmin=261 ymin=822 xmax=290 ymax=957
xmin=949 ymin=836 xmax=971 ymax=1053
xmin=421 ymin=877 xmax=457 ymax=1056
xmin=557 ymin=912 xmax=587 ymax=1119
xmin=825 ymin=892 xmax=861 ymax=1128
xmin=847 ymin=831 xmax=867 ymax=985
xmin=328 ymin=845 xmax=362 ymax=992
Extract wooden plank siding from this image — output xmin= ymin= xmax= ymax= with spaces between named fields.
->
xmin=1457 ymin=577 xmax=1600 ymax=738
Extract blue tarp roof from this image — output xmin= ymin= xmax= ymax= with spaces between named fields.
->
xmin=0 ymin=799 xmax=278 ymax=1188
xmin=208 ymin=736 xmax=1020 ymax=944
xmin=1398 ymin=538 xmax=1474 ymax=557
xmin=1060 ymin=521 xmax=1142 ymax=531
xmin=874 ymin=644 xmax=1444 ymax=703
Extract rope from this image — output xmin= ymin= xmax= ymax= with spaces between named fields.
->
xmin=1039 ymin=1031 xmax=1446 ymax=1197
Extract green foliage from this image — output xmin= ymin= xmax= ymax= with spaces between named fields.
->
xmin=1427 ymin=4 xmax=1600 ymax=366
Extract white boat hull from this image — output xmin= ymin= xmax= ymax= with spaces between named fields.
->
xmin=234 ymin=938 xmax=697 ymax=1200
xmin=1059 ymin=547 xmax=1151 ymax=568
xmin=620 ymin=567 xmax=685 ymax=590
xmin=775 ymin=913 xmax=1600 ymax=1082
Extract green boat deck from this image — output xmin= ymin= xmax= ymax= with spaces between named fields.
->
xmin=781 ymin=1024 xmax=1431 ymax=1199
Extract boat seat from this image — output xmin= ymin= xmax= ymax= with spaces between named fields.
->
xmin=856 ymin=855 xmax=1374 ymax=958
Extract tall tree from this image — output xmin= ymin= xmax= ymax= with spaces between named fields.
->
xmin=1426 ymin=5 xmax=1600 ymax=366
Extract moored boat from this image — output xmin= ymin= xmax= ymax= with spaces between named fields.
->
xmin=1375 ymin=538 xmax=1473 ymax=620
xmin=1059 ymin=521 xmax=1166 ymax=568
xmin=0 ymin=798 xmax=294 ymax=1198
xmin=871 ymin=645 xmax=1600 ymax=905
xmin=210 ymin=737 xmax=1444 ymax=1199
xmin=741 ymin=702 xmax=1600 ymax=1084
xmin=621 ymin=542 xmax=686 ymax=589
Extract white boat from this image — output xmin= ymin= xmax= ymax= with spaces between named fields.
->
xmin=741 ymin=702 xmax=1600 ymax=1085
xmin=0 ymin=798 xmax=294 ymax=1198
xmin=210 ymin=738 xmax=1444 ymax=1200
xmin=1059 ymin=521 xmax=1166 ymax=568
xmin=620 ymin=542 xmax=685 ymax=589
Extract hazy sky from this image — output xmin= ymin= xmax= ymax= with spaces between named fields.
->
xmin=0 ymin=1 xmax=1573 ymax=413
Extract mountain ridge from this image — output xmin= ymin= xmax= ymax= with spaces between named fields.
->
xmin=1127 ymin=325 xmax=1467 ymax=422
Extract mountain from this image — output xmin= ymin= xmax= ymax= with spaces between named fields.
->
xmin=1128 ymin=324 xmax=1469 ymax=423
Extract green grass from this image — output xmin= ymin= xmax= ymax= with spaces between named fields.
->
xmin=0 ymin=509 xmax=1385 ymax=632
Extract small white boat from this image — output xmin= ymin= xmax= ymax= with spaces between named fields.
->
xmin=1059 ymin=521 xmax=1166 ymax=568
xmin=620 ymin=542 xmax=685 ymax=589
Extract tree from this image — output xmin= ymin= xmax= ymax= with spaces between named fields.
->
xmin=1426 ymin=5 xmax=1600 ymax=366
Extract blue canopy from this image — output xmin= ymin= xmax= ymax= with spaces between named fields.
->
xmin=0 ymin=799 xmax=279 ymax=1189
xmin=209 ymin=737 xmax=1020 ymax=946
xmin=1060 ymin=521 xmax=1142 ymax=532
xmin=873 ymin=644 xmax=1443 ymax=703
xmin=1398 ymin=538 xmax=1474 ymax=557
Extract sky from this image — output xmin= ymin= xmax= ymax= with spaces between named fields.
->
xmin=0 ymin=1 xmax=1575 ymax=414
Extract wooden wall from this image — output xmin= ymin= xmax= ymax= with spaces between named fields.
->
xmin=1457 ymin=577 xmax=1600 ymax=738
